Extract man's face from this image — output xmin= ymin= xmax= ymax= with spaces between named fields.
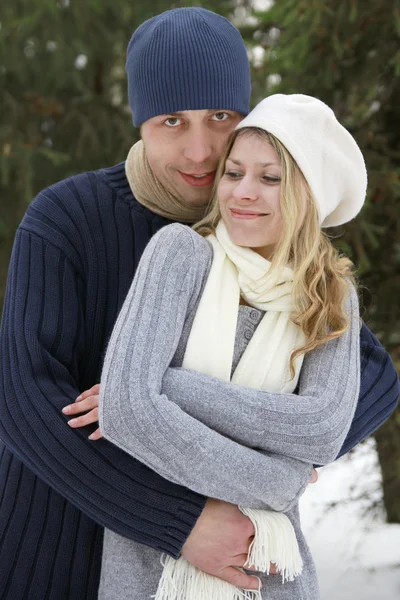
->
xmin=141 ymin=109 xmax=243 ymax=206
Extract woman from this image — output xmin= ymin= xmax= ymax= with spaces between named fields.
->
xmin=64 ymin=94 xmax=365 ymax=599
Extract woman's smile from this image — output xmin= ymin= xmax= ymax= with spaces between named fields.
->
xmin=230 ymin=208 xmax=270 ymax=220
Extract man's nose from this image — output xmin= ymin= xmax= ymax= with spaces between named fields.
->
xmin=183 ymin=131 xmax=213 ymax=165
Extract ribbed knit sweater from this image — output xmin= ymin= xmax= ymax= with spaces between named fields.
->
xmin=98 ymin=223 xmax=360 ymax=599
xmin=0 ymin=162 xmax=399 ymax=599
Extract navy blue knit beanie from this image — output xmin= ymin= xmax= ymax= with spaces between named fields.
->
xmin=126 ymin=7 xmax=251 ymax=127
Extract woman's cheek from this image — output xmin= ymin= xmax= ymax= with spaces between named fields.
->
xmin=217 ymin=187 xmax=230 ymax=219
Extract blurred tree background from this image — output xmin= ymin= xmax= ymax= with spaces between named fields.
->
xmin=239 ymin=0 xmax=400 ymax=523
xmin=1 ymin=0 xmax=399 ymax=519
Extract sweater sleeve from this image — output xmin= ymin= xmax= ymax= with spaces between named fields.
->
xmin=99 ymin=224 xmax=313 ymax=513
xmin=336 ymin=322 xmax=399 ymax=459
xmin=162 ymin=285 xmax=362 ymax=466
xmin=0 ymin=225 xmax=207 ymax=559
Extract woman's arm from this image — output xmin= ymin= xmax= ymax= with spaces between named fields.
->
xmin=99 ymin=223 xmax=313 ymax=512
xmin=162 ymin=285 xmax=361 ymax=466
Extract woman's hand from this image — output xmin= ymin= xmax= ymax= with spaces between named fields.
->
xmin=62 ymin=384 xmax=102 ymax=440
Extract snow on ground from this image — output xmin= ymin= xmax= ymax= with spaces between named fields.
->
xmin=299 ymin=438 xmax=400 ymax=599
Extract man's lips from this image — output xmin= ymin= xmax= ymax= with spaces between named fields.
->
xmin=230 ymin=208 xmax=269 ymax=220
xmin=178 ymin=171 xmax=216 ymax=188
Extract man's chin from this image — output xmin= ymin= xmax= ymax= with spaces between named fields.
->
xmin=174 ymin=186 xmax=212 ymax=208
xmin=185 ymin=196 xmax=210 ymax=208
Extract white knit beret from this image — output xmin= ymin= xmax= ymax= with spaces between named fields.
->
xmin=235 ymin=94 xmax=367 ymax=227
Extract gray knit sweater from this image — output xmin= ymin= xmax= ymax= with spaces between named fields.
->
xmin=98 ymin=224 xmax=360 ymax=599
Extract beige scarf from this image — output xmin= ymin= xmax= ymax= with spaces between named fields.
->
xmin=125 ymin=141 xmax=208 ymax=223
xmin=155 ymin=222 xmax=306 ymax=600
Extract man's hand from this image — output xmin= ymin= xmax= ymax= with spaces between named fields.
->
xmin=63 ymin=385 xmax=318 ymax=588
xmin=62 ymin=384 xmax=102 ymax=440
xmin=181 ymin=498 xmax=266 ymax=590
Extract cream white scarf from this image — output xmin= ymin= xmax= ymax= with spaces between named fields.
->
xmin=155 ymin=222 xmax=306 ymax=600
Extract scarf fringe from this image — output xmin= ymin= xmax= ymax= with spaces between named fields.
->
xmin=154 ymin=555 xmax=262 ymax=600
xmin=240 ymin=508 xmax=303 ymax=584
xmin=154 ymin=510 xmax=302 ymax=600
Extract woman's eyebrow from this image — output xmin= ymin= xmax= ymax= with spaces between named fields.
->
xmin=227 ymin=158 xmax=277 ymax=167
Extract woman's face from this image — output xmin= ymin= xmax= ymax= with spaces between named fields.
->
xmin=218 ymin=133 xmax=283 ymax=259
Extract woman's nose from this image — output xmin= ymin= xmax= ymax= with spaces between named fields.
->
xmin=232 ymin=176 xmax=259 ymax=201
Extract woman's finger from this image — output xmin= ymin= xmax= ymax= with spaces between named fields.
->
xmin=76 ymin=383 xmax=100 ymax=402
xmin=62 ymin=396 xmax=99 ymax=416
xmin=67 ymin=408 xmax=99 ymax=428
xmin=88 ymin=428 xmax=103 ymax=441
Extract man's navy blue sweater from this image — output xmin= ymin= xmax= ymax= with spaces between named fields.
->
xmin=0 ymin=162 xmax=398 ymax=599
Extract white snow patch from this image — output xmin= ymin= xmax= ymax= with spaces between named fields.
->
xmin=299 ymin=438 xmax=400 ymax=599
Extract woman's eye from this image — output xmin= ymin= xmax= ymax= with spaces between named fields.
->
xmin=263 ymin=176 xmax=281 ymax=184
xmin=213 ymin=112 xmax=229 ymax=121
xmin=165 ymin=117 xmax=181 ymax=127
xmin=224 ymin=171 xmax=242 ymax=179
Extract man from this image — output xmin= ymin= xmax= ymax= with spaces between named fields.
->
xmin=0 ymin=7 xmax=398 ymax=599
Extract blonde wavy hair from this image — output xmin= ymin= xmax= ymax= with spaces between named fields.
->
xmin=194 ymin=127 xmax=357 ymax=376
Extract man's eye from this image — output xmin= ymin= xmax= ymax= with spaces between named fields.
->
xmin=213 ymin=112 xmax=229 ymax=121
xmin=165 ymin=118 xmax=181 ymax=127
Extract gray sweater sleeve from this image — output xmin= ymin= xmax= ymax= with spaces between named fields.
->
xmin=99 ymin=224 xmax=312 ymax=512
xmin=163 ymin=283 xmax=360 ymax=465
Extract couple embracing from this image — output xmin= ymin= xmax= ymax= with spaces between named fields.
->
xmin=1 ymin=7 xmax=398 ymax=600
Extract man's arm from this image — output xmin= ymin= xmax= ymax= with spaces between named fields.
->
xmin=336 ymin=322 xmax=399 ymax=458
xmin=0 ymin=225 xmax=207 ymax=558
xmin=0 ymin=192 xmax=264 ymax=592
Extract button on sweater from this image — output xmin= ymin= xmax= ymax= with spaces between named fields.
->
xmin=0 ymin=162 xmax=398 ymax=599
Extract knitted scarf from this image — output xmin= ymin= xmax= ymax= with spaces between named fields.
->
xmin=155 ymin=222 xmax=306 ymax=600
xmin=125 ymin=141 xmax=208 ymax=223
